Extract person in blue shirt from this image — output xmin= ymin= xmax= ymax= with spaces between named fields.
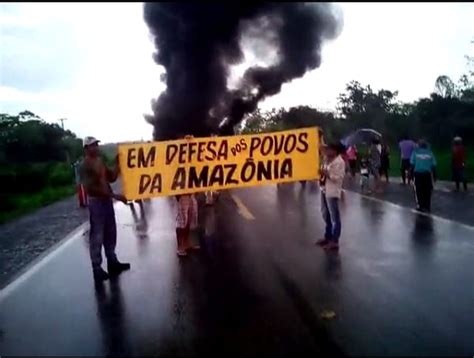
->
xmin=410 ymin=139 xmax=437 ymax=212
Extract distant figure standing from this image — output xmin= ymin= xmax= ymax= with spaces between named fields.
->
xmin=399 ymin=137 xmax=416 ymax=185
xmin=205 ymin=133 xmax=220 ymax=204
xmin=410 ymin=139 xmax=437 ymax=212
xmin=346 ymin=145 xmax=358 ymax=178
xmin=359 ymin=157 xmax=370 ymax=193
xmin=369 ymin=139 xmax=382 ymax=193
xmin=316 ymin=143 xmax=346 ymax=251
xmin=379 ymin=142 xmax=390 ymax=183
xmin=79 ymin=136 xmax=131 ymax=282
xmin=452 ymin=136 xmax=468 ymax=192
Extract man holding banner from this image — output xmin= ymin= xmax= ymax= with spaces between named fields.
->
xmin=80 ymin=136 xmax=131 ymax=282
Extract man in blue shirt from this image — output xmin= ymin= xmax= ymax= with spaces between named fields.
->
xmin=410 ymin=139 xmax=437 ymax=212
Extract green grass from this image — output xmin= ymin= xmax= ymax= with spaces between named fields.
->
xmin=0 ymin=185 xmax=75 ymax=224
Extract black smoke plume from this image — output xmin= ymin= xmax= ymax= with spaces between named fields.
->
xmin=144 ymin=3 xmax=343 ymax=140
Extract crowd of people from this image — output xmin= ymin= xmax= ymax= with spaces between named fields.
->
xmin=314 ymin=133 xmax=469 ymax=253
xmin=342 ymin=135 xmax=469 ymax=204
xmin=77 ymin=131 xmax=469 ymax=281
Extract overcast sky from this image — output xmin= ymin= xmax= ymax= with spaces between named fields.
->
xmin=1 ymin=3 xmax=473 ymax=142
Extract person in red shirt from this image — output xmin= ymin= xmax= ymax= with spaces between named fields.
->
xmin=346 ymin=145 xmax=358 ymax=178
xmin=452 ymin=136 xmax=468 ymax=192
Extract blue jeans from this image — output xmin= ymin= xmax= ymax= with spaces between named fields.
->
xmin=88 ymin=197 xmax=118 ymax=270
xmin=321 ymin=193 xmax=341 ymax=243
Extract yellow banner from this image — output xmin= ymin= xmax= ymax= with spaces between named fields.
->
xmin=118 ymin=127 xmax=320 ymax=200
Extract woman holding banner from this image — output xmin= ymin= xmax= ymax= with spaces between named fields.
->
xmin=175 ymin=135 xmax=200 ymax=257
xmin=175 ymin=194 xmax=199 ymax=256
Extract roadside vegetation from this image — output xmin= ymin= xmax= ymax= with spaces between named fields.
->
xmin=0 ymin=111 xmax=114 ymax=224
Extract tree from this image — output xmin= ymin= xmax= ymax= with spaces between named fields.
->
xmin=434 ymin=75 xmax=456 ymax=98
xmin=456 ymin=55 xmax=474 ymax=101
xmin=0 ymin=111 xmax=83 ymax=164
xmin=239 ymin=106 xmax=343 ymax=142
xmin=241 ymin=74 xmax=474 ymax=148
xmin=336 ymin=80 xmax=398 ymax=136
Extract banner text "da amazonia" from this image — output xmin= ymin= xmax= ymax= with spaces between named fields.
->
xmin=118 ymin=127 xmax=319 ymax=200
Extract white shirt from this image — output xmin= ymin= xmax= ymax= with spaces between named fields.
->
xmin=321 ymin=155 xmax=346 ymax=198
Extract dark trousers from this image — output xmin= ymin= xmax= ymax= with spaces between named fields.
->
xmin=414 ymin=172 xmax=433 ymax=211
xmin=453 ymin=167 xmax=468 ymax=191
xmin=401 ymin=159 xmax=411 ymax=184
xmin=88 ymin=197 xmax=118 ymax=270
xmin=349 ymin=160 xmax=357 ymax=177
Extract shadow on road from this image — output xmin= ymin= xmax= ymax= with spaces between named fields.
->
xmin=94 ymin=277 xmax=133 ymax=357
xmin=272 ymin=262 xmax=345 ymax=356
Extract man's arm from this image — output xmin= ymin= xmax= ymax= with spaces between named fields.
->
xmin=431 ymin=151 xmax=437 ymax=181
xmin=409 ymin=151 xmax=416 ymax=179
xmin=106 ymin=167 xmax=119 ymax=183
xmin=410 ymin=151 xmax=416 ymax=167
xmin=105 ymin=155 xmax=120 ymax=183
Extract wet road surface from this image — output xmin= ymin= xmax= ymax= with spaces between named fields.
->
xmin=0 ymin=195 xmax=88 ymax=289
xmin=344 ymin=177 xmax=474 ymax=227
xmin=0 ymin=185 xmax=473 ymax=356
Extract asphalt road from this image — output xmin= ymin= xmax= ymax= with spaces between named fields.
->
xmin=0 ymin=185 xmax=473 ymax=356
xmin=0 ymin=195 xmax=88 ymax=288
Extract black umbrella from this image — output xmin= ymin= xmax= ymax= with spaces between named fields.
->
xmin=341 ymin=128 xmax=382 ymax=147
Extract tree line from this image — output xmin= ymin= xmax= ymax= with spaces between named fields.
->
xmin=240 ymin=55 xmax=474 ymax=149
xmin=0 ymin=111 xmax=83 ymax=219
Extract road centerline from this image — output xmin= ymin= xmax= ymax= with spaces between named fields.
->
xmin=230 ymin=192 xmax=256 ymax=221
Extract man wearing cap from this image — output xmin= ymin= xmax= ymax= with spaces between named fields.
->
xmin=79 ymin=136 xmax=130 ymax=282
xmin=452 ymin=136 xmax=468 ymax=192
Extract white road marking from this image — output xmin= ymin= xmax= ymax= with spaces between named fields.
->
xmin=0 ymin=222 xmax=88 ymax=302
xmin=350 ymin=191 xmax=474 ymax=231
xmin=230 ymin=193 xmax=256 ymax=221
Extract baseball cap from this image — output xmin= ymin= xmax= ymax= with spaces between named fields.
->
xmin=454 ymin=136 xmax=462 ymax=142
xmin=83 ymin=136 xmax=100 ymax=147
